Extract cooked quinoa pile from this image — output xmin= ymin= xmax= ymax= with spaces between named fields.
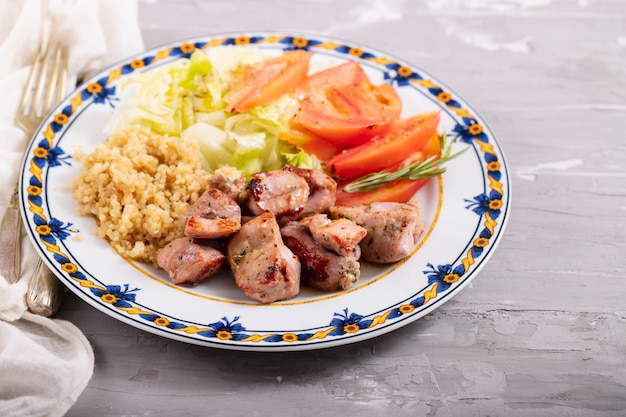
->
xmin=71 ymin=126 xmax=211 ymax=263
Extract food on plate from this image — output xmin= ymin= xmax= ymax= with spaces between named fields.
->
xmin=335 ymin=177 xmax=430 ymax=206
xmin=105 ymin=48 xmax=322 ymax=179
xmin=156 ymin=237 xmax=227 ymax=285
xmin=281 ymin=219 xmax=363 ymax=292
xmin=329 ymin=202 xmax=424 ymax=263
xmin=227 ymin=212 xmax=301 ymax=303
xmin=245 ymin=164 xmax=337 ymax=221
xmin=246 ymin=167 xmax=310 ymax=217
xmin=71 ymin=46 xmax=464 ymax=303
xmin=326 ymin=111 xmax=441 ymax=181
xmin=71 ymin=126 xmax=210 ymax=263
xmin=150 ymin=164 xmax=422 ymax=303
xmin=226 ymin=50 xmax=312 ymax=112
xmin=182 ymin=188 xmax=242 ymax=239
xmin=300 ymin=214 xmax=367 ymax=257
xmin=333 ymin=128 xmax=466 ymax=206
xmin=293 ymin=61 xmax=403 ymax=148
xmin=207 ymin=165 xmax=248 ymax=204
xmin=281 ymin=164 xmax=337 ymax=219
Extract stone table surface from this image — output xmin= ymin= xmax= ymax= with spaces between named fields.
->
xmin=60 ymin=0 xmax=626 ymax=416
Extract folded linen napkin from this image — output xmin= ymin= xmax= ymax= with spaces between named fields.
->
xmin=0 ymin=0 xmax=144 ymax=415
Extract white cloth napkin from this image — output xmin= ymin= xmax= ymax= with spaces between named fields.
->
xmin=0 ymin=0 xmax=144 ymax=416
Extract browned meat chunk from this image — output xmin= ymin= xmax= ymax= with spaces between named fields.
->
xmin=329 ymin=202 xmax=424 ymax=263
xmin=208 ymin=167 xmax=247 ymax=204
xmin=227 ymin=212 xmax=301 ymax=303
xmin=156 ymin=237 xmax=227 ymax=285
xmin=281 ymin=221 xmax=361 ymax=292
xmin=301 ymin=214 xmax=367 ymax=257
xmin=182 ymin=188 xmax=241 ymax=239
xmin=282 ymin=165 xmax=337 ymax=217
xmin=246 ymin=168 xmax=310 ymax=217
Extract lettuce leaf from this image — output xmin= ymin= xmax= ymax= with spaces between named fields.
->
xmin=185 ymin=95 xmax=321 ymax=178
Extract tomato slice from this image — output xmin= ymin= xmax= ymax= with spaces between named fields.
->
xmin=335 ymin=178 xmax=429 ymax=206
xmin=326 ymin=111 xmax=441 ymax=180
xmin=332 ymin=113 xmax=443 ymax=205
xmin=278 ymin=122 xmax=339 ymax=161
xmin=296 ymin=62 xmax=402 ymax=148
xmin=227 ymin=50 xmax=312 ymax=113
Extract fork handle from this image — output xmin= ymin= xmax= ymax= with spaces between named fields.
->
xmin=1 ymin=183 xmax=64 ymax=316
xmin=26 ymin=258 xmax=64 ymax=317
xmin=0 ymin=184 xmax=22 ymax=283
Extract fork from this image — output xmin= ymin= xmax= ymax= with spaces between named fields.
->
xmin=0 ymin=42 xmax=68 ymax=316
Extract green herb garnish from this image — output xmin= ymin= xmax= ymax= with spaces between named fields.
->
xmin=343 ymin=134 xmax=468 ymax=193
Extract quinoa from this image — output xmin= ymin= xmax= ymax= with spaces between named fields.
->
xmin=71 ymin=126 xmax=211 ymax=263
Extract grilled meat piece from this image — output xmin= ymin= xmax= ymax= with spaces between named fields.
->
xmin=246 ymin=167 xmax=310 ymax=218
xmin=329 ymin=202 xmax=424 ymax=263
xmin=301 ymin=214 xmax=367 ymax=257
xmin=208 ymin=167 xmax=248 ymax=204
xmin=156 ymin=237 xmax=227 ymax=285
xmin=282 ymin=165 xmax=337 ymax=218
xmin=227 ymin=212 xmax=301 ymax=303
xmin=281 ymin=221 xmax=361 ymax=292
xmin=182 ymin=188 xmax=241 ymax=239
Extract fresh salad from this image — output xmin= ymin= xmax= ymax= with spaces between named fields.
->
xmin=105 ymin=46 xmax=462 ymax=205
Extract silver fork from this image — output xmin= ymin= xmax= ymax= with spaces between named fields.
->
xmin=0 ymin=42 xmax=68 ymax=316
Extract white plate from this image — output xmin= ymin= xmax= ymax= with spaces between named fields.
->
xmin=19 ymin=32 xmax=510 ymax=351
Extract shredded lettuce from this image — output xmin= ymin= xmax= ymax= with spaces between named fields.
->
xmin=106 ymin=46 xmax=321 ymax=177
xmin=183 ymin=95 xmax=321 ymax=178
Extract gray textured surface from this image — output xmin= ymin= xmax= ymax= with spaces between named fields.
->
xmin=60 ymin=0 xmax=626 ymax=415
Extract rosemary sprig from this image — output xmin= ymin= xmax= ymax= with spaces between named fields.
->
xmin=343 ymin=133 xmax=468 ymax=193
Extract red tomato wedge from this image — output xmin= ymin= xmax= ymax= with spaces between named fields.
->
xmin=227 ymin=50 xmax=312 ymax=113
xmin=333 ymin=119 xmax=443 ymax=205
xmin=335 ymin=178 xmax=429 ymax=206
xmin=279 ymin=122 xmax=339 ymax=161
xmin=326 ymin=111 xmax=441 ymax=180
xmin=295 ymin=62 xmax=402 ymax=148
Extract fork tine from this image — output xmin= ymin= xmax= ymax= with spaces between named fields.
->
xmin=57 ymin=46 xmax=68 ymax=104
xmin=43 ymin=44 xmax=62 ymax=114
xmin=30 ymin=42 xmax=52 ymax=118
xmin=30 ymin=44 xmax=50 ymax=117
xmin=16 ymin=43 xmax=68 ymax=135
xmin=18 ymin=49 xmax=43 ymax=117
xmin=42 ymin=44 xmax=68 ymax=115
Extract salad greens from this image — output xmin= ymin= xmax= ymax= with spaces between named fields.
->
xmin=106 ymin=48 xmax=321 ymax=178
